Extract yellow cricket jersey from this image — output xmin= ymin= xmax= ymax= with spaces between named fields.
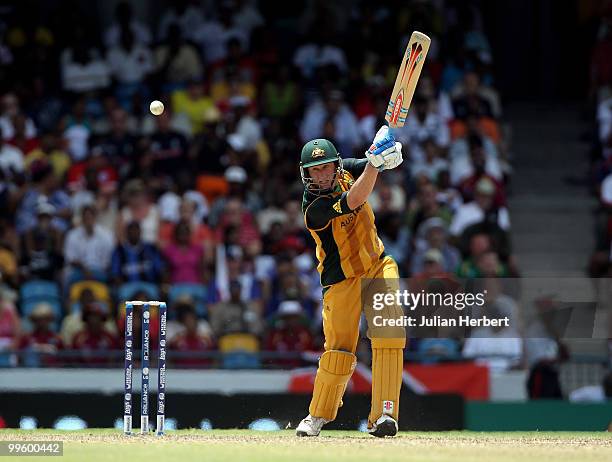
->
xmin=302 ymin=158 xmax=385 ymax=287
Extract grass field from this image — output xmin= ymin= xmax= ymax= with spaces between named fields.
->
xmin=0 ymin=429 xmax=611 ymax=462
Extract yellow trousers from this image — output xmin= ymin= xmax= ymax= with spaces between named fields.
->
xmin=309 ymin=255 xmax=406 ymax=426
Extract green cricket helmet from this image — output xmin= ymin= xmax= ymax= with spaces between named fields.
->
xmin=299 ymin=138 xmax=344 ymax=195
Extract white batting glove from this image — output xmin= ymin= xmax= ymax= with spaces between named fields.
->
xmin=380 ymin=142 xmax=403 ymax=170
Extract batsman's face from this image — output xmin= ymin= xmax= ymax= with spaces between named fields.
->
xmin=308 ymin=162 xmax=336 ymax=190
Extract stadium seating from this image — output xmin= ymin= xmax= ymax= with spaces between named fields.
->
xmin=218 ymin=333 xmax=260 ymax=369
xmin=168 ymin=283 xmax=209 ymax=318
xmin=117 ymin=281 xmax=161 ymax=303
xmin=19 ymin=280 xmax=63 ymax=321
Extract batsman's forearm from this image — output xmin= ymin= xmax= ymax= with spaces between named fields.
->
xmin=347 ymin=163 xmax=378 ymax=209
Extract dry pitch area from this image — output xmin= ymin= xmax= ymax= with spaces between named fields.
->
xmin=0 ymin=429 xmax=611 ymax=462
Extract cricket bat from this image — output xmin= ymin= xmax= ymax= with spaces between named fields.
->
xmin=385 ymin=31 xmax=431 ymax=129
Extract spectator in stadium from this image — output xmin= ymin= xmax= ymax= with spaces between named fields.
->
xmin=215 ymin=196 xmax=261 ymax=251
xmin=20 ymin=201 xmax=63 ymax=282
xmin=0 ymin=125 xmax=24 ymax=180
xmin=263 ymin=300 xmax=313 ymax=368
xmin=462 ymin=304 xmax=522 ymax=372
xmin=64 ymin=204 xmax=114 ymax=283
xmin=140 ymin=109 xmax=189 ymax=181
xmin=450 ymin=109 xmax=502 ymax=146
xmin=232 ymin=0 xmax=265 ymax=37
xmin=171 ymin=78 xmax=214 ymax=136
xmin=193 ymin=4 xmax=248 ymax=64
xmin=0 ymin=93 xmax=37 ymax=140
xmin=163 ymin=219 xmax=205 ymax=284
xmin=188 ymin=106 xmax=227 ymax=175
xmin=406 ymin=181 xmax=453 ymax=239
xmin=60 ymin=97 xmax=92 ymax=162
xmin=104 ymin=1 xmax=151 ymax=49
xmin=0 ymin=240 xmax=17 ymax=288
xmin=435 ymin=169 xmax=464 ymax=212
xmin=266 ymin=259 xmax=310 ymax=318
xmin=397 ymin=94 xmax=450 ymax=164
xmin=457 ymin=233 xmax=494 ymax=277
xmin=589 ymin=170 xmax=612 ymax=277
xmin=70 ymin=165 xmax=119 ymax=235
xmin=300 ymin=89 xmax=362 ymax=155
xmin=153 ymin=24 xmax=204 ymax=92
xmin=597 ymin=96 xmax=612 ymax=159
xmin=110 ymin=221 xmax=163 ymax=286
xmin=450 ymin=177 xmax=510 ymax=238
xmin=117 ymin=179 xmax=159 ymax=244
xmin=451 ymin=71 xmax=501 ymax=120
xmin=220 ymin=245 xmax=263 ymax=311
xmin=411 ymin=248 xmax=453 ymax=280
xmin=90 ymin=108 xmax=137 ymax=178
xmin=159 ymin=193 xmax=213 ymax=254
xmin=210 ymin=68 xmax=256 ymax=114
xmin=0 ymin=287 xmax=20 ymax=365
xmin=211 ymin=166 xmax=263 ymax=225
xmin=411 ymin=138 xmax=449 ymax=183
xmin=226 ymin=100 xmax=264 ymax=164
xmin=369 ymin=179 xmax=406 ymax=215
xmin=7 ymin=113 xmax=39 ymax=156
xmin=60 ymin=288 xmax=95 ymax=346
xmin=210 ymin=36 xmax=258 ymax=87
xmin=411 ymin=217 xmax=461 ymax=275
xmin=23 ymin=131 xmax=70 ymax=180
xmin=377 ymin=212 xmax=411 ymax=275
xmin=72 ymin=301 xmax=119 ymax=365
xmin=106 ymin=26 xmax=153 ymax=110
xmin=15 ymin=160 xmax=72 ymax=234
xmin=18 ymin=302 xmax=63 ymax=366
xmin=169 ymin=301 xmax=215 ymax=367
xmin=60 ymin=28 xmax=110 ymax=94
xmin=261 ymin=65 xmax=300 ymax=119
xmin=157 ymin=0 xmax=204 ymax=41
xmin=293 ymin=29 xmax=348 ymax=80
xmin=457 ymin=134 xmax=506 ymax=207
xmin=525 ymin=296 xmax=567 ymax=399
xmin=449 ymin=131 xmax=502 ymax=186
xmin=568 ymin=371 xmax=612 ymax=402
xmin=209 ymin=279 xmax=262 ymax=337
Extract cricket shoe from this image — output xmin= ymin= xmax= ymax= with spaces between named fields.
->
xmin=368 ymin=415 xmax=398 ymax=438
xmin=295 ymin=414 xmax=329 ymax=437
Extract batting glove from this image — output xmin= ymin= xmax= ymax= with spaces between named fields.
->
xmin=365 ymin=125 xmax=395 ymax=171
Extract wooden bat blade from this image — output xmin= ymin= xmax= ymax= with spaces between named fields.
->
xmin=385 ymin=31 xmax=431 ymax=129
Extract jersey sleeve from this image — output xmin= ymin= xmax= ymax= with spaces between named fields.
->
xmin=343 ymin=157 xmax=368 ymax=177
xmin=304 ymin=193 xmax=353 ymax=230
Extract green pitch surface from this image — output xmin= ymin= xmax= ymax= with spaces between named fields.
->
xmin=0 ymin=429 xmax=611 ymax=462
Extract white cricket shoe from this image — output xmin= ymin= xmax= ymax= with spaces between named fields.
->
xmin=295 ymin=414 xmax=329 ymax=437
xmin=368 ymin=415 xmax=398 ymax=437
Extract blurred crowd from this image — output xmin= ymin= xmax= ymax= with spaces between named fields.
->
xmin=0 ymin=0 xmax=524 ymax=370
xmin=590 ymin=4 xmax=612 ymax=279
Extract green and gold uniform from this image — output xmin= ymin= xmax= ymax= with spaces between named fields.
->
xmin=302 ymin=158 xmax=385 ymax=286
xmin=299 ymin=139 xmax=405 ymax=428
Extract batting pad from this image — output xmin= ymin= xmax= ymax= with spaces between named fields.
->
xmin=368 ymin=338 xmax=405 ymax=426
xmin=309 ymin=350 xmax=357 ymax=421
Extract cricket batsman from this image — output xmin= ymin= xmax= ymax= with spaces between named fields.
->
xmin=296 ymin=126 xmax=406 ymax=437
